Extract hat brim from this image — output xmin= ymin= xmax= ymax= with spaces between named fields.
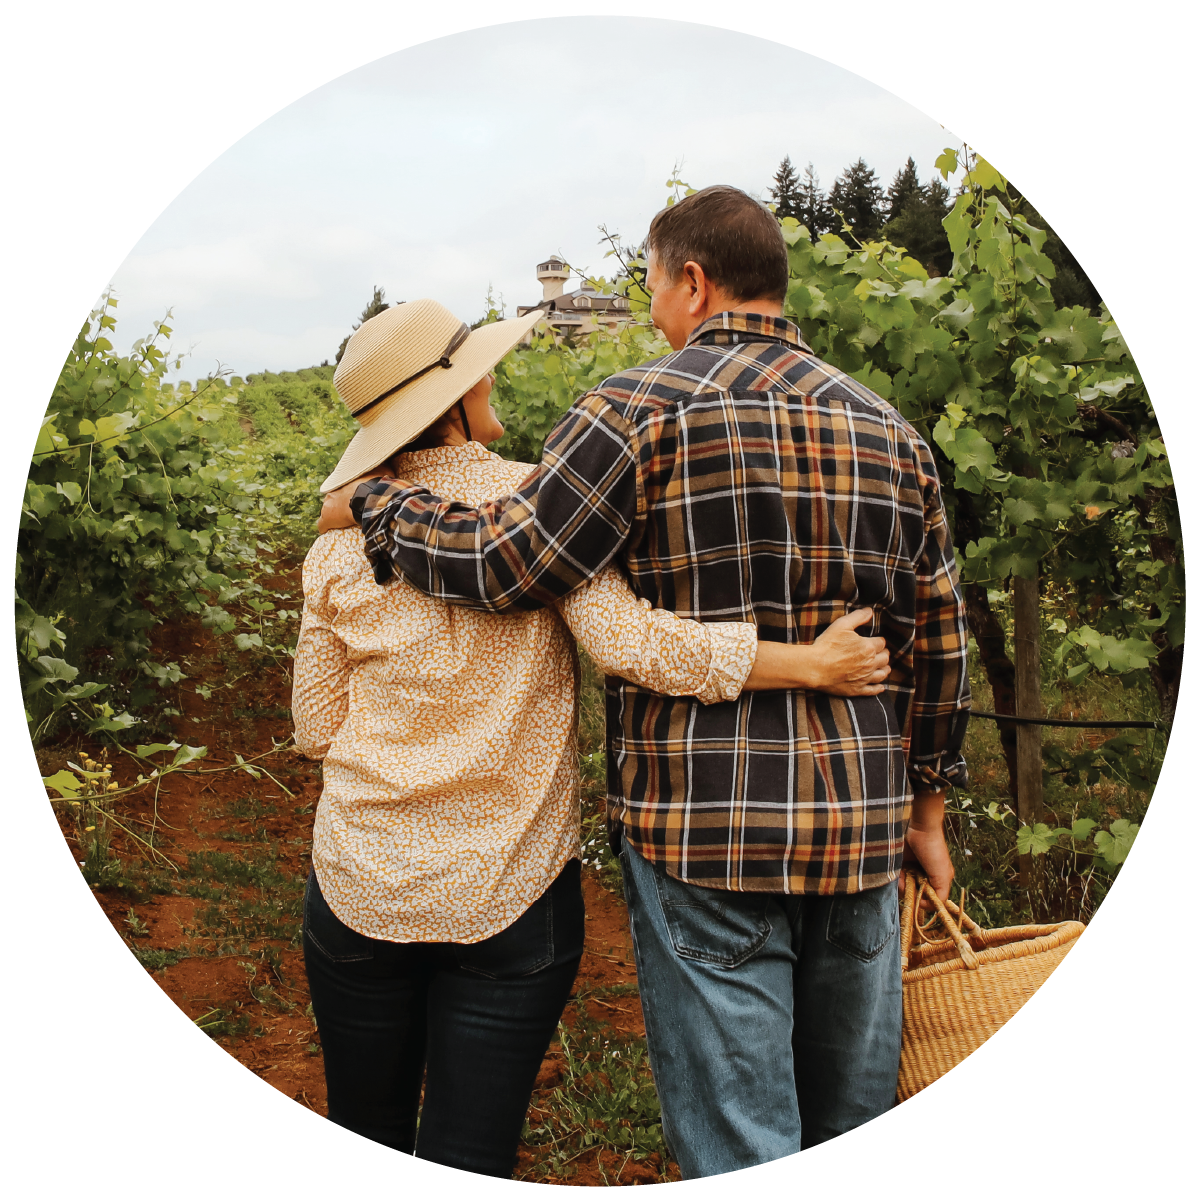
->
xmin=321 ymin=308 xmax=544 ymax=494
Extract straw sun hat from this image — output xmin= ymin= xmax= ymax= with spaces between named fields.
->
xmin=322 ymin=298 xmax=543 ymax=493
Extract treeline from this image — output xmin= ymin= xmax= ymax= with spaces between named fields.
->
xmin=767 ymin=154 xmax=1102 ymax=313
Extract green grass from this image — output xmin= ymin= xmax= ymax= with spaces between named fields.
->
xmin=130 ymin=945 xmax=189 ymax=971
xmin=520 ymin=986 xmax=671 ymax=1183
xmin=180 ymin=842 xmax=305 ymax=953
xmin=225 ymin=795 xmax=279 ymax=821
xmin=945 ymin=646 xmax=1161 ymax=926
xmin=183 ymin=848 xmax=295 ymax=892
xmin=214 ymin=827 xmax=274 ymax=844
xmin=82 ymin=790 xmax=308 ymax=962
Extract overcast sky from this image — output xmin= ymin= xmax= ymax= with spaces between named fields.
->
xmin=108 ymin=16 xmax=962 ymax=380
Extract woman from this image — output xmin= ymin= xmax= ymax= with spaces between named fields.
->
xmin=292 ymin=299 xmax=888 ymax=1177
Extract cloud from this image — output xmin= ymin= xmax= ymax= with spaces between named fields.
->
xmin=169 ymin=324 xmax=352 ymax=379
xmin=113 ymin=224 xmax=386 ymax=310
xmin=103 ymin=17 xmax=957 ymax=376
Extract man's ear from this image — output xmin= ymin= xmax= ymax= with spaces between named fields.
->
xmin=682 ymin=261 xmax=711 ymax=317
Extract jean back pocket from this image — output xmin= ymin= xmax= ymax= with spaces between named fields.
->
xmin=651 ymin=865 xmax=772 ymax=969
xmin=454 ymin=889 xmax=556 ymax=979
xmin=303 ymin=870 xmax=376 ymax=964
xmin=824 ymin=883 xmax=898 ymax=963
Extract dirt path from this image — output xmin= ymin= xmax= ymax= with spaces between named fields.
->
xmin=41 ymin=601 xmax=673 ymax=1185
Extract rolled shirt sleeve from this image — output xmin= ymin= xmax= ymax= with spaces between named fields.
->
xmin=905 ymin=447 xmax=972 ymax=792
xmin=557 ymin=564 xmax=757 ymax=704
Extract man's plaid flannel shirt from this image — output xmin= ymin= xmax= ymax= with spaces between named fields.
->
xmin=353 ymin=312 xmax=971 ymax=895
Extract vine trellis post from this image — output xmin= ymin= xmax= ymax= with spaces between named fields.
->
xmin=1014 ymin=572 xmax=1044 ymax=886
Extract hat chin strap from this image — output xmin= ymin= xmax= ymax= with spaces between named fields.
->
xmin=355 ymin=322 xmax=471 ymax=418
xmin=456 ymin=398 xmax=473 ymax=444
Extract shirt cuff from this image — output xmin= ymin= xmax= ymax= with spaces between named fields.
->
xmin=355 ymin=479 xmax=428 ymax=586
xmin=349 ymin=480 xmax=378 ymax=525
xmin=907 ymin=753 xmax=970 ymax=793
xmin=694 ymin=622 xmax=758 ymax=705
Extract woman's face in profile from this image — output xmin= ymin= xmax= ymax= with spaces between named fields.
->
xmin=315 ymin=372 xmax=507 ymax=534
xmin=460 ymin=373 xmax=504 ymax=445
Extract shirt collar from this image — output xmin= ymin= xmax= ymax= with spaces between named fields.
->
xmin=393 ymin=440 xmax=493 ymax=467
xmin=684 ymin=311 xmax=812 ymax=354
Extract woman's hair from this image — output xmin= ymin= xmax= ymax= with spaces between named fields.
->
xmin=394 ymin=398 xmax=472 ymax=454
xmin=645 ymin=185 xmax=789 ymax=303
xmin=399 ymin=425 xmax=452 ymax=452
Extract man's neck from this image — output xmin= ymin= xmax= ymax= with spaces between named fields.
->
xmin=687 ymin=300 xmax=784 ymax=341
xmin=728 ymin=300 xmax=785 ymax=321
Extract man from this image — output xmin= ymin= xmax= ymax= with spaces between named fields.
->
xmin=321 ymin=185 xmax=971 ymax=1177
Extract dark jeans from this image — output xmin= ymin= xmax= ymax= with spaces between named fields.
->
xmin=302 ymin=860 xmax=584 ymax=1177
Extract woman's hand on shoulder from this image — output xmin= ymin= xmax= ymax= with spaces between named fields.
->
xmin=744 ymin=608 xmax=890 ymax=695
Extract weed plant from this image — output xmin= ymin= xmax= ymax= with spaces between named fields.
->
xmin=520 ymin=987 xmax=671 ymax=1183
xmin=193 ymin=1005 xmax=255 ymax=1040
xmin=240 ymin=953 xmax=299 ymax=1014
xmin=576 ymin=649 xmax=625 ymax=898
xmin=941 ymin=643 xmax=1159 ymax=926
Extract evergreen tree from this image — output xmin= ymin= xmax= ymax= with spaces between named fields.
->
xmin=797 ymin=162 xmax=835 ymax=237
xmin=335 ymin=285 xmax=391 ymax=365
xmin=827 ymin=158 xmax=885 ymax=243
xmin=769 ymin=155 xmax=803 ymax=220
xmin=886 ymin=156 xmax=922 ymax=222
xmin=1009 ymin=192 xmax=1103 ymax=312
xmin=883 ymin=174 xmax=953 ymax=276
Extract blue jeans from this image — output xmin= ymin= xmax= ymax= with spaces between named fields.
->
xmin=620 ymin=842 xmax=901 ymax=1179
xmin=302 ymin=860 xmax=584 ymax=1177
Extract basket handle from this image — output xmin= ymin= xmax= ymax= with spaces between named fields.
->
xmin=899 ymin=871 xmax=980 ymax=972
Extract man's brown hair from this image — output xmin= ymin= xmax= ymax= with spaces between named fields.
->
xmin=645 ymin=185 xmax=789 ymax=303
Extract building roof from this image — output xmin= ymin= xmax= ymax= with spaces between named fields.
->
xmin=520 ymin=287 xmax=631 ymax=314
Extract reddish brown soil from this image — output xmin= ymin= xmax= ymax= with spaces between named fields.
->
xmin=42 ymin=601 xmax=669 ymax=1186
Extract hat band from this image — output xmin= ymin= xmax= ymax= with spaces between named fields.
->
xmin=353 ymin=322 xmax=472 ymax=419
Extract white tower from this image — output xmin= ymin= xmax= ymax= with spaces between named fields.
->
xmin=537 ymin=257 xmax=571 ymax=302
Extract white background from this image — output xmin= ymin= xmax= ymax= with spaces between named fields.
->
xmin=3 ymin=3 xmax=1195 ymax=1197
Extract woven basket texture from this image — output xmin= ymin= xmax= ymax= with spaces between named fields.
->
xmin=897 ymin=874 xmax=1084 ymax=1100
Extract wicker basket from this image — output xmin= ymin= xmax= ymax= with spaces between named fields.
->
xmin=897 ymin=872 xmax=1085 ymax=1100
